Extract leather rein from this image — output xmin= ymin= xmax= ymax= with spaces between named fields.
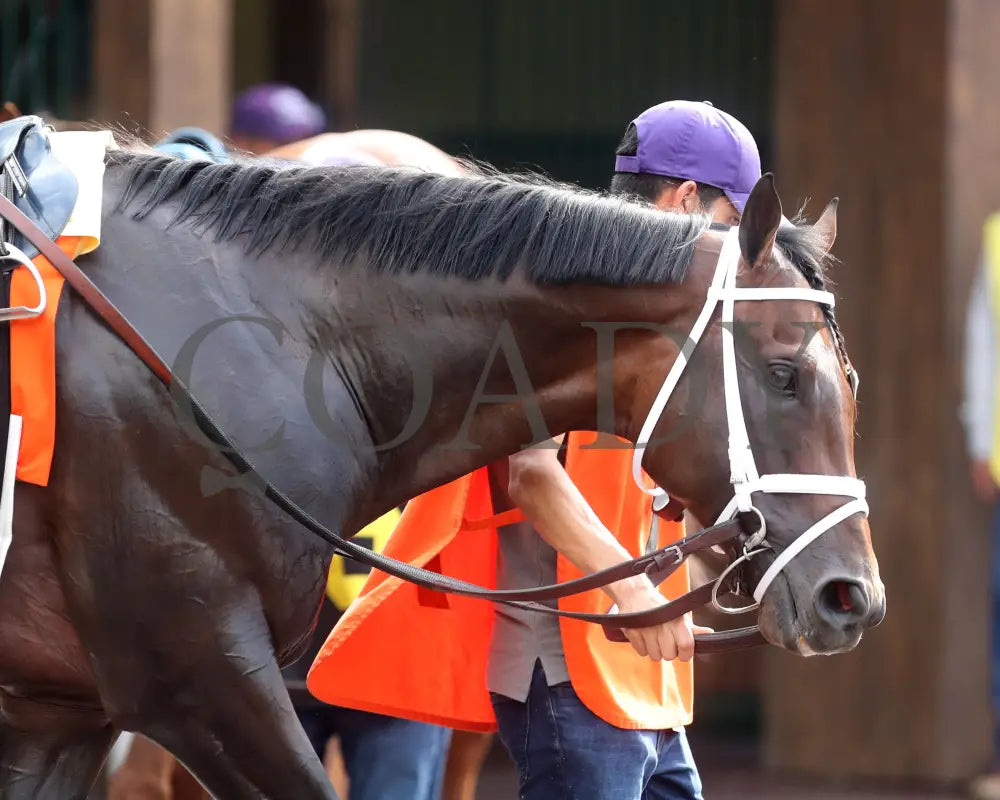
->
xmin=0 ymin=193 xmax=767 ymax=655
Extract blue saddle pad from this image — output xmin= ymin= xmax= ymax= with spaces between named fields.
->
xmin=0 ymin=115 xmax=79 ymax=259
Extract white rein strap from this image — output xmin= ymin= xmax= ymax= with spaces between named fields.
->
xmin=632 ymin=228 xmax=867 ymax=606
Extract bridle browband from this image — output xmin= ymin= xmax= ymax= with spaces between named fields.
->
xmin=0 ymin=196 xmax=858 ymax=656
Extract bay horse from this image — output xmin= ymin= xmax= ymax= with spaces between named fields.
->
xmin=0 ymin=146 xmax=883 ymax=798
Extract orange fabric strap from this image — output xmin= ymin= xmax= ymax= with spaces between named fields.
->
xmin=462 ymin=507 xmax=526 ymax=530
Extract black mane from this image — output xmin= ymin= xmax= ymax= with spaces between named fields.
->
xmin=774 ymin=220 xmax=849 ymax=368
xmin=105 ymin=150 xmax=849 ymax=364
xmin=107 ymin=150 xmax=710 ymax=287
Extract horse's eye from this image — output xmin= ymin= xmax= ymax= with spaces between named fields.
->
xmin=766 ymin=362 xmax=797 ymax=396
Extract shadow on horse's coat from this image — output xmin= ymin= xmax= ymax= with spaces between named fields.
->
xmin=0 ymin=152 xmax=882 ymax=798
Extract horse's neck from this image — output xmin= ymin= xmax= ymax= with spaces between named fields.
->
xmin=90 ymin=196 xmax=716 ymax=531
xmin=327 ymin=265 xmax=711 ymax=520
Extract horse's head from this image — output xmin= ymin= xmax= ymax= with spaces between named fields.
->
xmin=634 ymin=174 xmax=884 ymax=656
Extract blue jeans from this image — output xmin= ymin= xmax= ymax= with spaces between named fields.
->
xmin=490 ymin=661 xmax=703 ymax=800
xmin=295 ymin=705 xmax=451 ymax=800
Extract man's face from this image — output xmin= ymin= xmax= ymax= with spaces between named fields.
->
xmin=703 ymin=195 xmax=741 ymax=227
xmin=654 ymin=180 xmax=742 ymax=226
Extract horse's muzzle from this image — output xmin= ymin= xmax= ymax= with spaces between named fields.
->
xmin=761 ymin=573 xmax=885 ymax=656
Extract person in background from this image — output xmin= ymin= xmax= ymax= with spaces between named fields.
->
xmin=609 ymin=99 xmax=745 ymax=225
xmin=309 ymin=99 xmax=760 ymax=800
xmin=963 ymin=212 xmax=1000 ymax=800
xmin=227 ymin=82 xmax=327 ymax=155
xmin=267 ymin=128 xmax=463 ymax=176
xmin=154 ymin=126 xmax=229 ymax=162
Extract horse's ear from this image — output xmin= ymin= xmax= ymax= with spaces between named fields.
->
xmin=813 ymin=197 xmax=839 ymax=254
xmin=739 ymin=173 xmax=782 ymax=269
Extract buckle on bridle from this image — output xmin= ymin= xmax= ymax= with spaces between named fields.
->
xmin=736 ymin=506 xmax=767 ymax=551
xmin=643 ymin=544 xmax=683 ymax=576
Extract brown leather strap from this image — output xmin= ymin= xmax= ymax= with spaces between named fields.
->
xmin=601 ymin=516 xmax=765 ymax=646
xmin=460 ymin=512 xmax=747 ymax=605
xmin=462 ymin=507 xmax=526 ymax=530
xmin=601 ymin=585 xmax=767 ymax=653
xmin=694 ymin=627 xmax=768 ymax=654
xmin=601 ymin=582 xmax=714 ymax=643
xmin=654 ymin=495 xmax=686 ymax=522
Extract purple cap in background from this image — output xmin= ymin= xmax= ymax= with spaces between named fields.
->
xmin=614 ymin=100 xmax=761 ymax=212
xmin=229 ymin=82 xmax=327 ymax=145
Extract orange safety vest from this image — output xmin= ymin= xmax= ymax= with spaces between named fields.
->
xmin=307 ymin=432 xmax=693 ymax=732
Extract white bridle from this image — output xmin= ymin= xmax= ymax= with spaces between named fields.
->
xmin=632 ymin=228 xmax=867 ymax=608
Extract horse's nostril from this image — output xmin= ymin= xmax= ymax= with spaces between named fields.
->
xmin=816 ymin=579 xmax=871 ymax=626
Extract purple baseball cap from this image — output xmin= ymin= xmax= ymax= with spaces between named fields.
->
xmin=614 ymin=100 xmax=760 ymax=212
xmin=229 ymin=82 xmax=326 ymax=145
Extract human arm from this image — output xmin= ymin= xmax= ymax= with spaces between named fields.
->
xmin=506 ymin=436 xmax=711 ymax=662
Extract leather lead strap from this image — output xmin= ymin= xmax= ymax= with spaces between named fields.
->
xmin=0 ymin=174 xmax=16 ymax=514
xmin=0 ymin=193 xmax=766 ymax=653
xmin=0 ymin=260 xmax=11 ymax=497
xmin=0 ymin=171 xmax=10 ymax=257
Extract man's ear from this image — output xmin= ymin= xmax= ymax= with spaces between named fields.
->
xmin=652 ymin=181 xmax=681 ymax=212
xmin=672 ymin=180 xmax=701 ymax=214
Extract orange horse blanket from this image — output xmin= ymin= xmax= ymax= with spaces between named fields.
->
xmin=10 ymin=235 xmax=94 ymax=485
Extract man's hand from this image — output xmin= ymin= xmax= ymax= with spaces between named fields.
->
xmin=971 ymin=458 xmax=998 ymax=504
xmin=611 ymin=577 xmax=713 ymax=662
